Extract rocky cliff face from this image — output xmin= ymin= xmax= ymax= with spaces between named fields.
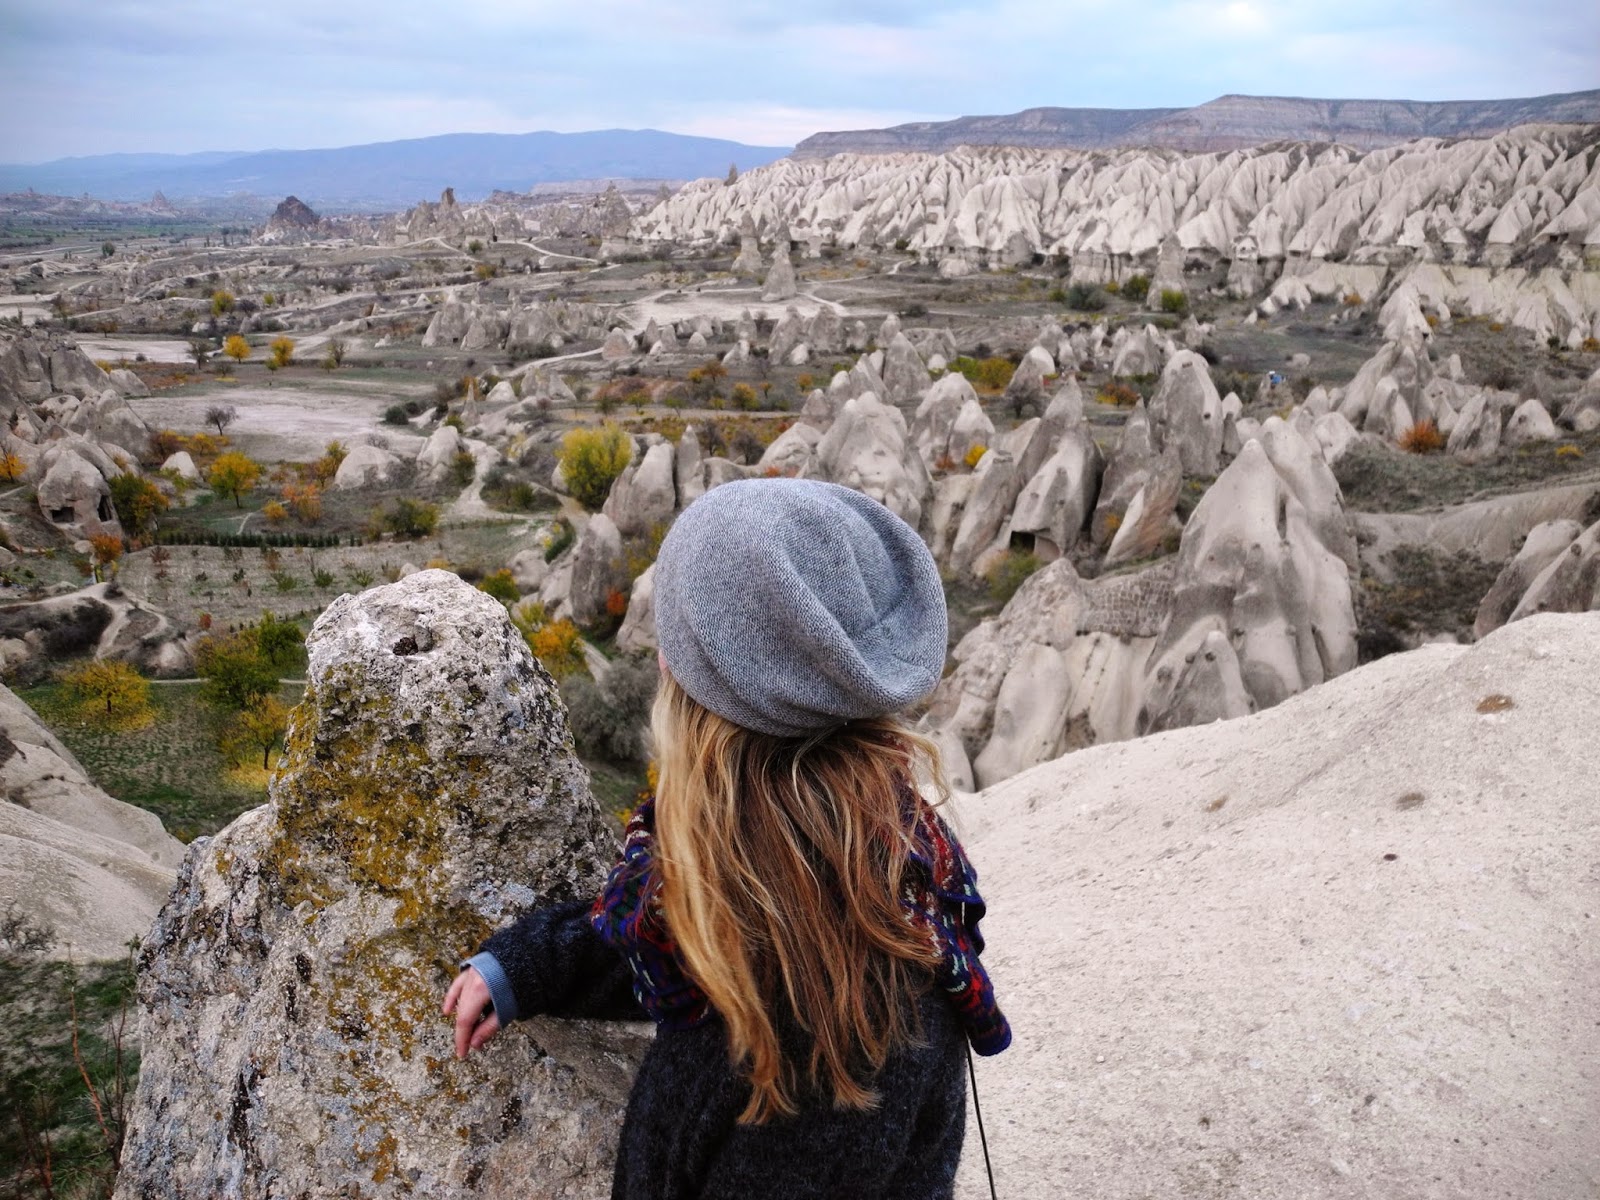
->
xmin=793 ymin=89 xmax=1600 ymax=157
xmin=114 ymin=571 xmax=645 ymax=1200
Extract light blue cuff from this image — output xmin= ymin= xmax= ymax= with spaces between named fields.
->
xmin=463 ymin=952 xmax=520 ymax=1024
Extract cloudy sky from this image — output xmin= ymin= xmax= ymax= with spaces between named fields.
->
xmin=2 ymin=0 xmax=1596 ymax=161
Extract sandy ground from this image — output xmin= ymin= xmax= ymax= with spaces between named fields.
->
xmin=0 ymin=294 xmax=51 ymax=326
xmin=76 ymin=335 xmax=195 ymax=363
xmin=617 ymin=285 xmax=847 ymax=332
xmin=129 ymin=380 xmax=428 ymax=461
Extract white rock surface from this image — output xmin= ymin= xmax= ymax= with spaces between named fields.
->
xmin=953 ymin=613 xmax=1600 ymax=1200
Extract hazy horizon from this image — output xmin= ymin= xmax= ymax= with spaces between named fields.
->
xmin=2 ymin=0 xmax=1596 ymax=163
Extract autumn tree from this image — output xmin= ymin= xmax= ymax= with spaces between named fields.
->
xmin=88 ymin=532 xmax=124 ymax=580
xmin=208 ymin=451 xmax=261 ymax=507
xmin=221 ymin=694 xmax=292 ymax=769
xmin=211 ymin=289 xmax=235 ymax=316
xmin=268 ymin=336 xmax=295 ymax=369
xmin=205 ymin=405 xmax=237 ymax=436
xmin=108 ymin=473 xmax=169 ymax=541
xmin=558 ymin=422 xmax=633 ymax=510
xmin=195 ymin=630 xmax=279 ymax=708
xmin=222 ymin=335 xmax=251 ymax=365
xmin=61 ymin=659 xmax=151 ymax=728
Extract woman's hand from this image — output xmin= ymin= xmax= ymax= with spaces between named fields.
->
xmin=442 ymin=966 xmax=502 ymax=1059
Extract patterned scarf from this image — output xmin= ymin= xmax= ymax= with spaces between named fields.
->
xmin=589 ymin=790 xmax=1012 ymax=1057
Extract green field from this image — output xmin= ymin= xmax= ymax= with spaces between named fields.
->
xmin=0 ymin=952 xmax=137 ymax=1200
xmin=18 ymin=680 xmax=302 ymax=842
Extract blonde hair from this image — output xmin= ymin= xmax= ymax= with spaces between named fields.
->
xmin=650 ymin=670 xmax=947 ymax=1123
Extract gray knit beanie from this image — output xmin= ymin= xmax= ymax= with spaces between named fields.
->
xmin=652 ymin=478 xmax=947 ymax=738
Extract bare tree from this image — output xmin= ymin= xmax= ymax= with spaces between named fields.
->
xmin=205 ymin=405 xmax=238 ymax=436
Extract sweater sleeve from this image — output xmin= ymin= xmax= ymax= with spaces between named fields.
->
xmin=473 ymin=898 xmax=645 ymax=1023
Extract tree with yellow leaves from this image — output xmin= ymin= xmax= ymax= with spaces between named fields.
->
xmin=60 ymin=659 xmax=152 ymax=728
xmin=222 ymin=334 xmax=252 ymax=364
xmin=208 ymin=451 xmax=261 ymax=508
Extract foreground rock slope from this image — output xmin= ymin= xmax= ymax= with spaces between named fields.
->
xmin=115 ymin=571 xmax=645 ymax=1200
xmin=952 ymin=612 xmax=1600 ymax=1199
xmin=0 ymin=683 xmax=181 ymax=959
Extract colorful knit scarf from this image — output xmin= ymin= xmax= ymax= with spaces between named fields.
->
xmin=589 ymin=790 xmax=1012 ymax=1057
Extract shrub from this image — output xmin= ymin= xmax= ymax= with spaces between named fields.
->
xmin=987 ymin=551 xmax=1042 ymax=605
xmin=544 ymin=517 xmax=576 ymax=562
xmin=262 ymin=500 xmax=289 ymax=525
xmin=449 ymin=450 xmax=477 ymax=488
xmin=211 ymin=289 xmax=235 ymax=316
xmin=381 ymin=497 xmax=440 ymax=539
xmin=1397 ymin=420 xmax=1445 ymax=455
xmin=281 ymin=482 xmax=322 ymax=524
xmin=1556 ymin=444 xmax=1584 ymax=460
xmin=1343 ymin=292 xmax=1364 ymax=306
xmin=963 ymin=444 xmax=987 ymax=469
xmin=559 ymin=653 xmax=659 ymax=763
xmin=108 ymin=473 xmax=168 ymax=541
xmin=1582 ymin=337 xmax=1600 ymax=354
xmin=1159 ymin=289 xmax=1188 ymax=315
xmin=731 ymin=383 xmax=759 ymax=411
xmin=383 ymin=404 xmax=410 ymax=426
xmin=1063 ymin=284 xmax=1107 ymax=311
xmin=477 ymin=568 xmax=520 ymax=606
xmin=1121 ymin=274 xmax=1151 ymax=302
xmin=513 ymin=603 xmax=587 ymax=679
xmin=268 ymin=336 xmax=295 ymax=369
xmin=559 ymin=423 xmax=633 ymax=510
xmin=950 ymin=356 xmax=1015 ymax=393
xmin=1097 ymin=381 xmax=1141 ymax=407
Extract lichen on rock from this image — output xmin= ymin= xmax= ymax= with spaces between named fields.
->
xmin=116 ymin=570 xmax=644 ymax=1200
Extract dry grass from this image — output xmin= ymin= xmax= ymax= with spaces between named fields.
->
xmin=1397 ymin=420 xmax=1445 ymax=455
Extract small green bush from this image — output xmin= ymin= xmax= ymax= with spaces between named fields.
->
xmin=559 ymin=423 xmax=633 ymax=510
xmin=1121 ymin=275 xmax=1151 ymax=302
xmin=1159 ymin=288 xmax=1188 ymax=315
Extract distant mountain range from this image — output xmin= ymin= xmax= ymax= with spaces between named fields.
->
xmin=793 ymin=89 xmax=1600 ymax=157
xmin=0 ymin=130 xmax=792 ymax=211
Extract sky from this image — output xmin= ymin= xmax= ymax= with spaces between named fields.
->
xmin=1 ymin=0 xmax=1597 ymax=162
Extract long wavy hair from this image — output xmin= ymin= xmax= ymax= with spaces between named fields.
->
xmin=650 ymin=670 xmax=948 ymax=1123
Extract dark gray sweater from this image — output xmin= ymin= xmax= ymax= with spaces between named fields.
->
xmin=474 ymin=900 xmax=969 ymax=1200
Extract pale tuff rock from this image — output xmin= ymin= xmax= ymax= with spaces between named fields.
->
xmin=1001 ymin=346 xmax=1055 ymax=413
xmin=1109 ymin=324 xmax=1171 ymax=378
xmin=881 ymin=333 xmax=932 ymax=408
xmin=1139 ymin=423 xmax=1358 ymax=733
xmin=1445 ymin=389 xmax=1511 ymax=462
xmin=114 ymin=572 xmax=642 ymax=1200
xmin=1559 ymin=368 xmax=1600 ymax=433
xmin=601 ymin=441 xmax=676 ymax=538
xmin=1147 ymin=233 xmax=1184 ymax=302
xmin=1103 ymin=448 xmax=1183 ymax=568
xmin=926 ymin=558 xmax=1175 ymax=788
xmin=333 ymin=443 xmax=405 ymax=491
xmin=506 ymin=548 xmax=550 ymax=596
xmin=910 ymin=373 xmax=993 ymax=470
xmin=761 ymin=252 xmax=798 ymax=302
xmin=814 ymin=392 xmax=930 ymax=527
xmin=416 ymin=424 xmax=467 ymax=484
xmin=161 ymin=450 xmax=200 ymax=482
xmin=758 ymin=422 xmax=823 ymax=475
xmin=1091 ymin=404 xmax=1157 ymax=548
xmin=731 ymin=216 xmax=765 ymax=278
xmin=0 ymin=328 xmax=112 ymax=402
xmin=1504 ymin=518 xmax=1600 ymax=626
xmin=0 ymin=682 xmax=182 ymax=960
xmin=0 ymin=582 xmax=191 ymax=683
xmin=615 ymin=562 xmax=658 ymax=655
xmin=36 ymin=448 xmax=118 ymax=536
xmin=1474 ymin=519 xmax=1587 ymax=638
xmin=1338 ymin=334 xmax=1435 ymax=441
xmin=1009 ymin=401 xmax=1104 ymax=560
xmin=107 ymin=366 xmax=150 ymax=398
xmin=599 ymin=328 xmax=635 ymax=361
xmin=1146 ymin=349 xmax=1224 ymax=476
xmin=953 ymin=612 xmax=1600 ymax=1200
xmin=673 ymin=429 xmax=705 ymax=507
xmin=1504 ymin=397 xmax=1558 ymax=446
xmin=568 ymin=514 xmax=630 ymax=628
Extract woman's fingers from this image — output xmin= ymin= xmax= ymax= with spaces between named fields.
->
xmin=442 ymin=969 xmax=468 ymax=1015
xmin=469 ymin=1013 xmax=501 ymax=1052
xmin=446 ymin=967 xmax=496 ymax=1058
